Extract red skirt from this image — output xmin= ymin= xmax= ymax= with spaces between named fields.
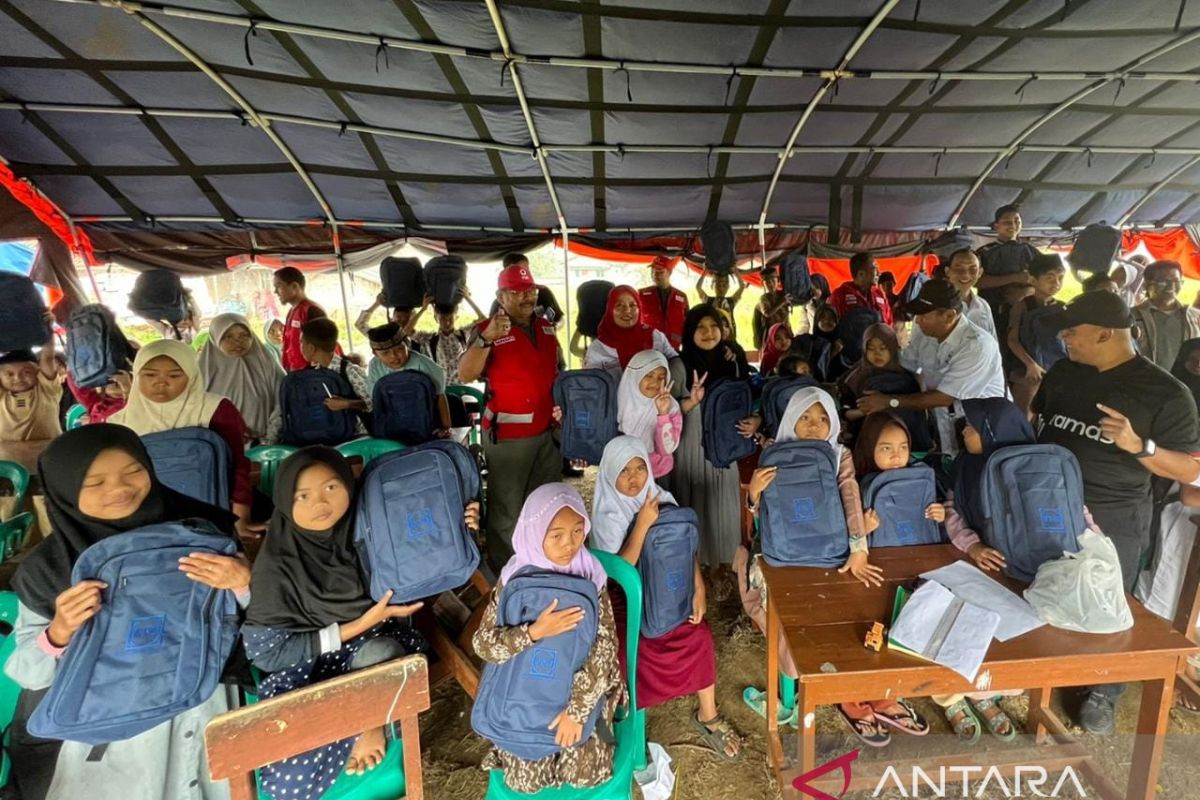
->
xmin=610 ymin=583 xmax=717 ymax=710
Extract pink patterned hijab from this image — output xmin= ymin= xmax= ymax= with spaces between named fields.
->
xmin=499 ymin=483 xmax=607 ymax=591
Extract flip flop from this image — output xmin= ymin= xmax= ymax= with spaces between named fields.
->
xmin=872 ymin=699 xmax=930 ymax=736
xmin=969 ymin=697 xmax=1018 ymax=742
xmin=943 ymin=699 xmax=981 ymax=744
xmin=837 ymin=705 xmax=891 ymax=748
xmin=742 ymin=687 xmax=796 ymax=726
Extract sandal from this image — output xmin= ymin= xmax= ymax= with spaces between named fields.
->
xmin=692 ymin=712 xmax=743 ymax=761
xmin=943 ymin=699 xmax=981 ymax=744
xmin=837 ymin=704 xmax=891 ymax=748
xmin=871 ymin=699 xmax=930 ymax=736
xmin=742 ymin=687 xmax=796 ymax=726
xmin=969 ymin=697 xmax=1018 ymax=742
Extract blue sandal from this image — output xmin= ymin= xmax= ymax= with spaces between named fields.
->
xmin=742 ymin=687 xmax=796 ymax=726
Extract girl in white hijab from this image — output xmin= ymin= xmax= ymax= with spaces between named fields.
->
xmin=199 ymin=313 xmax=285 ymax=440
xmin=591 ymin=435 xmax=678 ymax=554
xmin=616 ymin=350 xmax=682 ymax=478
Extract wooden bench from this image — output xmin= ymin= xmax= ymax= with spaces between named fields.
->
xmin=205 ymin=655 xmax=431 ymax=800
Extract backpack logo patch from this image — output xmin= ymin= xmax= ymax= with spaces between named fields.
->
xmin=1038 ymin=507 xmax=1066 ymax=533
xmin=666 ymin=568 xmax=687 ymax=593
xmin=406 ymin=508 xmax=437 ymax=540
xmin=574 ymin=409 xmax=593 ymax=428
xmin=125 ymin=614 xmax=166 ymax=652
xmin=791 ymin=497 xmax=817 ymax=523
xmin=896 ymin=520 xmax=916 ymax=542
xmin=529 ymin=647 xmax=559 ymax=680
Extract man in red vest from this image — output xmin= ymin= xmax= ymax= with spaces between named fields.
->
xmin=638 ymin=255 xmax=689 ymax=350
xmin=460 ymin=262 xmax=563 ymax=565
xmin=273 ymin=267 xmax=328 ymax=371
xmin=828 ymin=252 xmax=894 ymax=326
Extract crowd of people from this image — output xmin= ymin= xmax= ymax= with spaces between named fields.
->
xmin=4 ymin=204 xmax=1200 ymax=798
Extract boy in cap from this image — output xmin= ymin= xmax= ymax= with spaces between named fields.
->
xmin=0 ymin=324 xmax=62 ymax=441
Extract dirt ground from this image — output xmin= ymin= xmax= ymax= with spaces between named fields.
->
xmin=417 ymin=471 xmax=1200 ymax=800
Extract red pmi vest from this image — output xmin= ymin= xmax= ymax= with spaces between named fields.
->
xmin=480 ymin=318 xmax=559 ymax=440
xmin=638 ymin=287 xmax=688 ymax=349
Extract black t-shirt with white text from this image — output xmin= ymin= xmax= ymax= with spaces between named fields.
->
xmin=1033 ymin=355 xmax=1200 ymax=506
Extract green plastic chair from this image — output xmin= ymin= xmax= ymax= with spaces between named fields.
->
xmin=446 ymin=385 xmax=485 ymax=446
xmin=65 ymin=403 xmax=88 ymax=431
xmin=0 ymin=514 xmax=34 ymax=562
xmin=0 ymin=462 xmax=29 ymax=515
xmin=1 ymin=591 xmax=21 ymax=788
xmin=336 ymin=438 xmax=405 ymax=467
xmin=485 ymin=548 xmax=647 ymax=800
xmin=246 ymin=445 xmax=299 ymax=495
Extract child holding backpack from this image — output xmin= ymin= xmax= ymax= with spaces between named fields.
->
xmin=365 ymin=323 xmax=451 ymax=434
xmin=0 ymin=334 xmax=63 ymax=442
xmin=616 ymin=351 xmax=683 ymax=479
xmin=838 ymin=324 xmax=909 ymax=422
xmin=1006 ymin=253 xmax=1067 ymax=413
xmin=472 ymin=484 xmax=624 ymax=792
xmin=591 ymin=436 xmax=742 ymax=760
xmin=243 ymin=448 xmax=437 ymax=796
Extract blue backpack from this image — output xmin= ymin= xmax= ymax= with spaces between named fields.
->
xmin=981 ymin=444 xmax=1085 ymax=582
xmin=635 ymin=504 xmax=698 ymax=639
xmin=861 ymin=465 xmax=943 ymax=548
xmin=409 ymin=439 xmax=482 ymax=501
xmin=1018 ymin=303 xmax=1068 ymax=370
xmin=371 ymin=371 xmax=438 ymax=445
xmin=66 ymin=304 xmax=129 ymax=389
xmin=760 ymin=375 xmax=820 ymax=440
xmin=759 ymin=440 xmax=849 ymax=568
xmin=836 ymin=307 xmax=882 ymax=363
xmin=701 ymin=379 xmax=755 ymax=469
xmin=0 ymin=273 xmax=50 ymax=352
xmin=127 ymin=269 xmax=188 ymax=325
xmin=553 ymin=370 xmax=618 ymax=465
xmin=355 ymin=446 xmax=480 ymax=603
xmin=781 ymin=252 xmax=812 ymax=303
xmin=28 ymin=524 xmax=238 ymax=745
xmin=141 ymin=427 xmax=232 ymax=508
xmin=279 ymin=365 xmax=359 ymax=446
xmin=471 ymin=569 xmax=604 ymax=760
xmin=860 ymin=371 xmax=935 ymax=453
xmin=899 ymin=270 xmax=928 ymax=305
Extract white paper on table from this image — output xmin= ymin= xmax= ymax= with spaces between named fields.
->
xmin=919 ymin=560 xmax=1044 ymax=642
xmin=889 ymin=581 xmax=1000 ymax=683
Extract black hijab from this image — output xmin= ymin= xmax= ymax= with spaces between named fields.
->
xmin=680 ymin=304 xmax=748 ymax=389
xmin=951 ymin=398 xmax=1036 ymax=532
xmin=12 ymin=424 xmax=237 ymax=619
xmin=1171 ymin=337 xmax=1200 ymax=410
xmin=245 ymin=447 xmax=373 ymax=631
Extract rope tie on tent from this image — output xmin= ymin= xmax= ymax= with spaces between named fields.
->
xmin=1113 ymin=77 xmax=1126 ymax=104
xmin=1061 ymin=0 xmax=1071 ymax=23
xmin=928 ymin=72 xmax=941 ymax=95
xmin=615 ymin=61 xmax=633 ymax=102
xmin=1147 ymin=150 xmax=1158 ymax=169
xmin=933 ymin=148 xmax=946 ymax=177
xmin=375 ymin=39 xmax=389 ymax=73
xmin=498 ymin=58 xmax=515 ymax=87
xmin=338 ymin=122 xmax=348 ymax=138
xmin=723 ymin=71 xmax=736 ymax=107
xmin=243 ymin=20 xmax=258 ymax=66
xmin=1013 ymin=75 xmax=1036 ymax=102
xmin=913 ymin=0 xmax=921 ymax=21
xmin=1085 ymin=147 xmax=1095 ymax=169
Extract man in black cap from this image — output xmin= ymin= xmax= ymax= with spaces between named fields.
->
xmin=1033 ymin=290 xmax=1200 ymax=733
xmin=858 ymin=279 xmax=1005 ymax=452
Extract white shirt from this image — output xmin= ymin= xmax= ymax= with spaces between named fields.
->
xmin=901 ymin=314 xmax=1006 ymax=453
xmin=905 ymin=291 xmax=996 ymax=374
xmin=583 ymin=329 xmax=678 ymax=382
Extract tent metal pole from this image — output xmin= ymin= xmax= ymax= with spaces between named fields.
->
xmin=561 ymin=228 xmax=573 ymax=369
xmin=332 ymin=226 xmax=355 ymax=355
xmin=1117 ymin=155 xmax=1200 ymax=226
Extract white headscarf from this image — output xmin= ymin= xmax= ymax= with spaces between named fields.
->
xmin=198 ymin=313 xmax=285 ymax=438
xmin=617 ymin=350 xmax=679 ymax=450
xmin=590 ymin=436 xmax=677 ymax=554
xmin=774 ymin=386 xmax=842 ymax=459
xmin=109 ymin=339 xmax=226 ymax=435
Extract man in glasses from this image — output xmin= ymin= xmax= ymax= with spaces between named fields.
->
xmin=1131 ymin=259 xmax=1200 ymax=370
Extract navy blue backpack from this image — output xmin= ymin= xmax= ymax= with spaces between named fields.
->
xmin=279 ymin=366 xmax=359 ymax=446
xmin=780 ymin=252 xmax=812 ymax=303
xmin=836 ymin=307 xmax=883 ymax=364
xmin=471 ymin=569 xmax=604 ymax=760
xmin=409 ymin=439 xmax=482 ymax=501
xmin=28 ymin=523 xmax=238 ymax=745
xmin=899 ymin=270 xmax=928 ymax=306
xmin=1018 ymin=303 xmax=1068 ymax=370
xmin=701 ymin=379 xmax=755 ymax=469
xmin=66 ymin=304 xmax=129 ymax=389
xmin=981 ymin=444 xmax=1085 ymax=582
xmin=635 ymin=504 xmax=699 ymax=639
xmin=860 ymin=371 xmax=935 ymax=453
xmin=371 ymin=371 xmax=438 ymax=445
xmin=128 ymin=269 xmax=188 ymax=325
xmin=553 ymin=370 xmax=618 ymax=465
xmin=758 ymin=440 xmax=849 ymax=568
xmin=0 ymin=273 xmax=51 ymax=352
xmin=380 ymin=257 xmax=425 ymax=310
xmin=355 ymin=446 xmax=481 ymax=603
xmin=423 ymin=255 xmax=466 ymax=312
xmin=760 ymin=375 xmax=820 ymax=440
xmin=861 ymin=465 xmax=943 ymax=548
xmin=141 ymin=427 xmax=232 ymax=508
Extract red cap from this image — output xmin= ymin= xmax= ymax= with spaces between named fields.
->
xmin=498 ymin=263 xmax=536 ymax=291
xmin=650 ymin=255 xmax=674 ymax=271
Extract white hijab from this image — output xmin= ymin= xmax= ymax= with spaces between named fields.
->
xmin=198 ymin=313 xmax=285 ymax=437
xmin=617 ymin=350 xmax=679 ymax=450
xmin=774 ymin=386 xmax=842 ymax=459
xmin=110 ymin=339 xmax=226 ymax=435
xmin=590 ymin=436 xmax=677 ymax=554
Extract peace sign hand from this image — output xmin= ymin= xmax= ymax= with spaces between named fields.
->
xmin=1096 ymin=403 xmax=1143 ymax=455
xmin=689 ymin=371 xmax=708 ymax=405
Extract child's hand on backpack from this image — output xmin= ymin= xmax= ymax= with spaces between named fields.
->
xmin=464 ymin=502 xmax=481 ymax=531
xmin=747 ymin=466 xmax=777 ymax=505
xmin=48 ymin=580 xmax=107 ymax=647
xmin=863 ymin=509 xmax=880 ymax=535
xmin=179 ymin=552 xmax=251 ymax=591
xmin=636 ymin=491 xmax=661 ymax=529
xmin=549 ymin=710 xmax=584 ymax=747
xmin=529 ymin=598 xmax=584 ymax=642
xmin=924 ymin=503 xmax=946 ymax=523
xmin=838 ymin=552 xmax=883 ymax=588
xmin=967 ymin=543 xmax=1007 ymax=572
xmin=736 ymin=415 xmax=762 ymax=439
xmin=324 ymin=397 xmax=354 ymax=412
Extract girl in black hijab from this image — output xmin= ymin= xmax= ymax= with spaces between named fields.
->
xmin=679 ymin=304 xmax=748 ymax=389
xmin=242 ymin=447 xmax=433 ymax=797
xmin=7 ymin=424 xmax=245 ymax=800
xmin=1170 ymin=337 xmax=1200 ymax=410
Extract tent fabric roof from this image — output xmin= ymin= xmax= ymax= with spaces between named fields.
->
xmin=5 ymin=0 xmax=1200 ymax=265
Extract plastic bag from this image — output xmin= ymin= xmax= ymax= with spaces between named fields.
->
xmin=634 ymin=742 xmax=676 ymax=800
xmin=1023 ymin=530 xmax=1133 ymax=634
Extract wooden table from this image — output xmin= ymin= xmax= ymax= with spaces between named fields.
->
xmin=762 ymin=545 xmax=1198 ymax=800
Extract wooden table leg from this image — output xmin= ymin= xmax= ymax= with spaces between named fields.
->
xmin=794 ymin=678 xmax=816 ymax=778
xmin=766 ymin=590 xmax=779 ymax=742
xmin=1126 ymin=668 xmax=1176 ymax=800
xmin=228 ymin=773 xmax=256 ymax=800
xmin=401 ymin=713 xmax=424 ymax=800
xmin=1026 ymin=686 xmax=1053 ymax=745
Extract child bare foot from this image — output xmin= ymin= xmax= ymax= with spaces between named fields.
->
xmin=345 ymin=726 xmax=386 ymax=775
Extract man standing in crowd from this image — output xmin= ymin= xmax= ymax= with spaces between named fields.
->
xmin=829 ymin=253 xmax=894 ymax=326
xmin=858 ymin=279 xmax=1005 ymax=452
xmin=1033 ymin=290 xmax=1200 ymax=733
xmin=272 ymin=267 xmax=327 ymax=371
xmin=976 ymin=204 xmax=1039 ymax=368
xmin=639 ymin=255 xmax=689 ymax=350
xmin=753 ymin=264 xmax=791 ymax=349
xmin=459 ymin=261 xmax=563 ymax=566
xmin=1131 ymin=259 xmax=1200 ymax=371
xmin=407 ymin=287 xmax=488 ymax=385
xmin=943 ymin=248 xmax=995 ymax=338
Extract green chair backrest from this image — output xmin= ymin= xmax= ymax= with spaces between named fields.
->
xmin=0 ymin=591 xmax=22 ymax=789
xmin=66 ymin=404 xmax=88 ymax=431
xmin=446 ymin=384 xmax=485 ymax=406
xmin=246 ymin=445 xmax=298 ymax=495
xmin=335 ymin=438 xmax=404 ymax=467
xmin=0 ymin=462 xmax=30 ymax=514
xmin=0 ymin=514 xmax=34 ymax=563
